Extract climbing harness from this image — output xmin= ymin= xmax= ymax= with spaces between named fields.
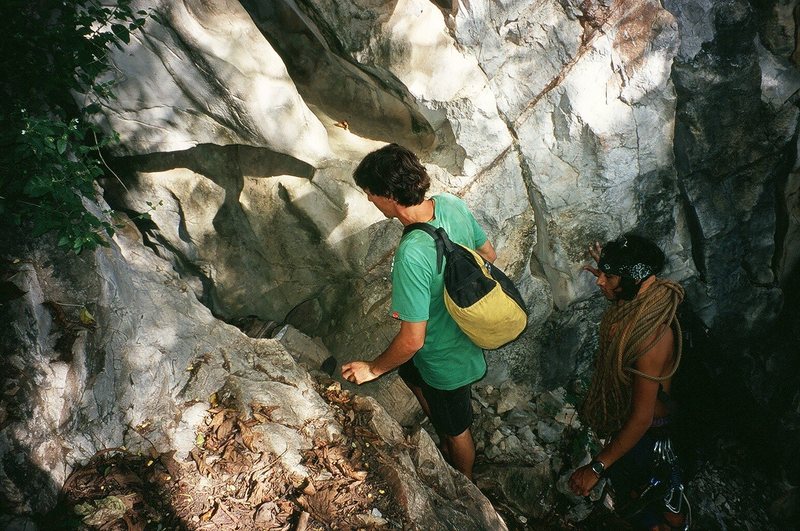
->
xmin=614 ymin=433 xmax=692 ymax=530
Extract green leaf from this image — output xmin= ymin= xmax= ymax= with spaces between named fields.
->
xmin=79 ymin=307 xmax=96 ymax=326
xmin=110 ymin=24 xmax=130 ymax=44
xmin=83 ymin=102 xmax=102 ymax=114
xmin=4 ymin=0 xmax=149 ymax=251
xmin=23 ymin=178 xmax=51 ymax=198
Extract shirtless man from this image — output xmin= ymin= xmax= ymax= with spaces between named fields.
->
xmin=569 ymin=234 xmax=689 ymax=530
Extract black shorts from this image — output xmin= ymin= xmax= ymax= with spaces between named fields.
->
xmin=397 ymin=359 xmax=474 ymax=437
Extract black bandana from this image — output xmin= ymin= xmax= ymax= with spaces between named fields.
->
xmin=597 ymin=258 xmax=654 ymax=281
xmin=598 ymin=237 xmax=655 ymax=280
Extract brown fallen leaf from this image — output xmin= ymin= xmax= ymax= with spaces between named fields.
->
xmin=216 ymin=417 xmax=235 ymax=441
xmin=158 ymin=451 xmax=182 ymax=479
xmin=254 ymin=501 xmax=278 ymax=524
xmin=238 ymin=419 xmax=255 ymax=451
xmin=199 ymin=503 xmax=216 ymax=522
xmin=251 ymin=402 xmax=280 ymax=423
xmin=209 ymin=409 xmax=226 ymax=430
xmin=298 ymin=488 xmax=338 ymax=524
xmin=190 ymin=449 xmax=211 ymax=476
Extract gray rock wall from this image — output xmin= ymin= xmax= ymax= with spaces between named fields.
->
xmin=3 ymin=0 xmax=800 ymax=522
xmin=89 ymin=1 xmax=677 ymax=387
xmin=0 ymin=207 xmax=332 ymax=512
xmin=0 ymin=211 xmax=506 ymax=526
xmin=4 ymin=0 xmax=794 ymax=508
xmin=81 ymin=0 xmax=799 ymax=417
xmin=666 ymin=0 xmax=800 ymax=420
xmin=670 ymin=0 xmax=788 ymax=331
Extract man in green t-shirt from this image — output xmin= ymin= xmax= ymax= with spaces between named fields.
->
xmin=342 ymin=143 xmax=496 ymax=480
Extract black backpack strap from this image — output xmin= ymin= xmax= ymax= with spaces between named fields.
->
xmin=403 ymin=223 xmax=451 ymax=274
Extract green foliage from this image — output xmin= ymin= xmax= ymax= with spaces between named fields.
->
xmin=0 ymin=0 xmax=156 ymax=253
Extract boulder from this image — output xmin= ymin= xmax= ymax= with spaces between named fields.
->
xmin=0 ymin=210 xmax=503 ymax=527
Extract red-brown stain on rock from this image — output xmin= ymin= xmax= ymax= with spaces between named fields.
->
xmin=613 ymin=1 xmax=675 ymax=78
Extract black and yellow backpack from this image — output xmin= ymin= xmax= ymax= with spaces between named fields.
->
xmin=403 ymin=223 xmax=528 ymax=349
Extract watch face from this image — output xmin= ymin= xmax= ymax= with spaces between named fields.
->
xmin=591 ymin=461 xmax=604 ymax=475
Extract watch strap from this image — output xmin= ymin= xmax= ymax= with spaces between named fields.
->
xmin=589 ymin=459 xmax=605 ymax=477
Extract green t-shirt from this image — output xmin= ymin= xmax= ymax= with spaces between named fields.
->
xmin=391 ymin=193 xmax=488 ymax=390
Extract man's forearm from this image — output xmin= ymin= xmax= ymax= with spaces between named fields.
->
xmin=370 ymin=332 xmax=421 ymax=377
xmin=595 ymin=416 xmax=651 ymax=468
xmin=342 ymin=320 xmax=426 ymax=385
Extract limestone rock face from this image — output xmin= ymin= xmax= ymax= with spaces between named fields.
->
xmin=93 ymin=0 xmax=331 ymax=165
xmin=0 ymin=216 xmax=504 ymax=526
xmin=664 ymin=0 xmax=800 ymax=472
xmin=670 ymin=0 xmax=790 ymax=335
xmin=55 ymin=0 xmax=800 ymax=516
xmin=86 ymin=0 xmax=704 ymax=395
xmin=106 ymin=145 xmax=389 ymax=324
xmin=0 ymin=214 xmax=325 ymax=513
xmin=6 ymin=0 xmax=800 ymax=525
xmin=354 ymin=396 xmax=508 ymax=530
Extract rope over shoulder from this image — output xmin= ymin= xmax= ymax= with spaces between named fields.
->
xmin=581 ymin=279 xmax=685 ymax=436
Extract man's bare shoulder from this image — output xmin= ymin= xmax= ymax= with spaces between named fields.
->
xmin=635 ymin=323 xmax=675 ymax=376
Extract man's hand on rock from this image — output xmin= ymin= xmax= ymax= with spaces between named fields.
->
xmin=568 ymin=464 xmax=600 ymax=497
xmin=341 ymin=361 xmax=378 ymax=384
xmin=583 ymin=241 xmax=602 ymax=278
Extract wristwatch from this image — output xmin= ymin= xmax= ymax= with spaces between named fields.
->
xmin=589 ymin=459 xmax=605 ymax=477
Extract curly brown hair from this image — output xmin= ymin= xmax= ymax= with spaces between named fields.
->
xmin=352 ymin=144 xmax=430 ymax=206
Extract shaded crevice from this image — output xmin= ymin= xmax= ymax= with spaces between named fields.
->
xmin=771 ymin=122 xmax=800 ymax=280
xmin=159 ymin=195 xmax=186 ymax=252
xmin=675 ymin=178 xmax=707 ymax=281
xmin=670 ymin=91 xmax=708 ymax=283
xmin=429 ymin=0 xmax=455 ymax=14
xmin=512 ymin=142 xmax=551 ymax=285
